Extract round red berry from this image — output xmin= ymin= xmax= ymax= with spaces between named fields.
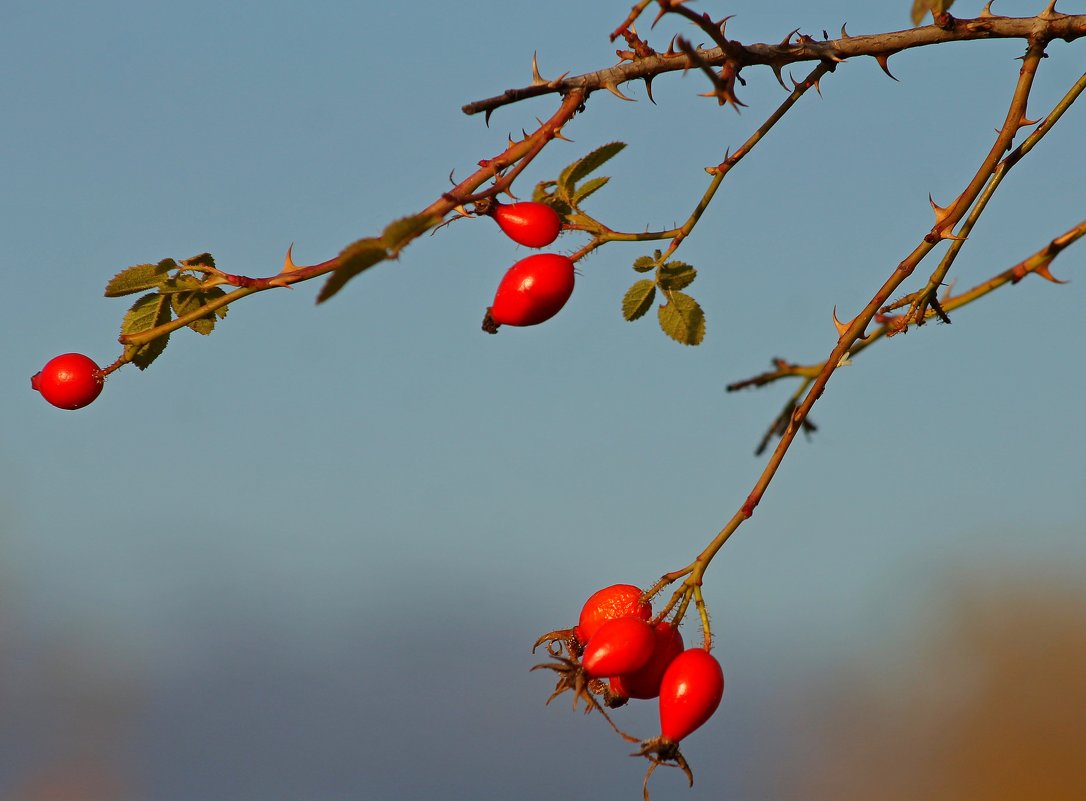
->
xmin=482 ymin=253 xmax=575 ymax=332
xmin=658 ymin=648 xmax=724 ymax=743
xmin=492 ymin=201 xmax=562 ymax=248
xmin=576 ymin=584 xmax=652 ymax=645
xmin=31 ymin=353 xmax=104 ymax=410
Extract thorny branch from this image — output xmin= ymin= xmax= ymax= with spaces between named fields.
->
xmin=463 ymin=8 xmax=1086 ymax=117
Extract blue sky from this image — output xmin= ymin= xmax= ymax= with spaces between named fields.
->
xmin=3 ymin=2 xmax=1084 ymax=799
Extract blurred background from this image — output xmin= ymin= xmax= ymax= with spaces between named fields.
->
xmin=3 ymin=1 xmax=1084 ymax=799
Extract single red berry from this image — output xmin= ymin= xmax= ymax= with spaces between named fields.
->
xmin=609 ymin=622 xmax=684 ymax=700
xmin=580 ymin=617 xmax=656 ymax=678
xmin=31 ymin=353 xmax=104 ymax=410
xmin=658 ymin=648 xmax=724 ymax=743
xmin=577 ymin=584 xmax=652 ymax=645
xmin=492 ymin=201 xmax=562 ymax=248
xmin=482 ymin=253 xmax=575 ymax=333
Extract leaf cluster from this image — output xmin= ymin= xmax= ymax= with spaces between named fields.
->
xmin=623 ymin=251 xmax=705 ymax=346
xmin=105 ymin=254 xmax=227 ymax=369
xmin=532 ymin=141 xmax=626 ymax=223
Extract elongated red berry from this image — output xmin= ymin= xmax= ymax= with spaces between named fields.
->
xmin=580 ymin=617 xmax=656 ymax=678
xmin=658 ymin=648 xmax=724 ymax=742
xmin=31 ymin=353 xmax=104 ymax=410
xmin=609 ymin=622 xmax=684 ymax=700
xmin=492 ymin=202 xmax=562 ymax=248
xmin=482 ymin=253 xmax=575 ymax=333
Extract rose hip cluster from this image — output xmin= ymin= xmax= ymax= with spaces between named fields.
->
xmin=534 ymin=584 xmax=724 ymax=798
xmin=481 ymin=201 xmax=575 ymax=334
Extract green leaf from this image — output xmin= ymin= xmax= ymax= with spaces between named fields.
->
xmin=104 ymin=260 xmax=173 ymax=297
xmin=657 ymin=261 xmax=697 ymax=291
xmin=171 ymin=286 xmax=227 ymax=335
xmin=316 ymin=237 xmax=387 ymax=304
xmin=622 ymin=279 xmax=656 ymax=321
xmin=572 ymin=175 xmax=610 ymax=207
xmin=657 ymin=291 xmax=705 ymax=346
xmin=158 ymin=274 xmax=203 ymax=294
xmin=632 ymin=255 xmax=658 ymax=273
xmin=558 ymin=141 xmax=626 ymax=194
xmin=182 ymin=252 xmax=216 ymax=270
xmin=381 ymin=214 xmax=436 ymax=253
xmin=121 ymin=292 xmax=173 ymax=369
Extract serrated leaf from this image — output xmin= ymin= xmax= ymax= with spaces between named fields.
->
xmin=632 ymin=255 xmax=658 ymax=273
xmin=182 ymin=252 xmax=216 ymax=270
xmin=121 ymin=292 xmax=172 ymax=369
xmin=381 ymin=214 xmax=435 ymax=253
xmin=572 ymin=175 xmax=609 ymax=207
xmin=171 ymin=286 xmax=227 ymax=335
xmin=561 ymin=142 xmax=626 ymax=193
xmin=657 ymin=291 xmax=705 ymax=346
xmin=622 ymin=279 xmax=656 ymax=321
xmin=657 ymin=261 xmax=697 ymax=291
xmin=104 ymin=261 xmax=173 ymax=297
xmin=532 ymin=180 xmax=557 ymax=203
xmin=316 ymin=238 xmax=387 ymax=304
xmin=158 ymin=274 xmax=204 ymax=294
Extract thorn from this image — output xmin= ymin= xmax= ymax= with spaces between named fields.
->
xmin=1034 ymin=261 xmax=1068 ymax=283
xmin=484 ymin=108 xmax=494 ymax=128
xmin=979 ymin=1 xmax=996 ymax=17
xmin=531 ymin=51 xmax=545 ymax=86
xmin=875 ymin=52 xmax=900 ymax=81
xmin=940 ymin=278 xmax=957 ymax=302
xmin=665 ymin=35 xmax=679 ymax=56
xmin=840 ymin=22 xmax=850 ymax=38
xmin=1017 ymin=116 xmax=1040 ymax=129
xmin=814 ymin=76 xmax=824 ymax=97
xmin=832 ymin=305 xmax=849 ymax=337
xmin=929 ymin=194 xmax=954 ymax=226
xmin=779 ymin=27 xmax=801 ymax=47
xmin=939 ymin=228 xmax=967 ymax=242
xmin=507 ymin=133 xmax=516 ymax=148
xmin=1039 ymin=0 xmax=1064 ymax=19
xmin=771 ymin=62 xmax=788 ymax=90
xmin=644 ymin=76 xmax=657 ymax=104
xmin=833 ymin=305 xmax=873 ymax=341
xmin=718 ymin=14 xmax=734 ymax=36
xmin=282 ymin=243 xmax=298 ymax=272
xmin=448 ymin=169 xmax=456 ymax=186
xmin=603 ymin=81 xmax=636 ymax=101
xmin=553 ymin=128 xmax=574 ymax=142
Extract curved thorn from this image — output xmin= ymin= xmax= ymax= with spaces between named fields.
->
xmin=531 ymin=51 xmax=545 ymax=86
xmin=779 ymin=27 xmax=801 ymax=47
xmin=840 ymin=22 xmax=850 ymax=38
xmin=644 ymin=75 xmax=657 ymax=104
xmin=875 ymin=52 xmax=900 ymax=81
xmin=603 ymin=81 xmax=636 ymax=101
xmin=484 ymin=108 xmax=493 ymax=128
xmin=1034 ymin=262 xmax=1068 ymax=284
xmin=771 ymin=62 xmax=788 ymax=90
xmin=980 ymin=0 xmax=996 ymax=17
xmin=282 ymin=243 xmax=298 ymax=272
xmin=832 ymin=305 xmax=849 ymax=337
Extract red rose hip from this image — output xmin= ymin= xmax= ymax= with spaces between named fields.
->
xmin=658 ymin=648 xmax=724 ymax=742
xmin=31 ymin=353 xmax=104 ymax=410
xmin=491 ymin=201 xmax=562 ymax=248
xmin=482 ymin=253 xmax=575 ymax=333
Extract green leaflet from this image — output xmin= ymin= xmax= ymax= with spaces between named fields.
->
xmin=317 ymin=238 xmax=387 ymax=304
xmin=658 ymin=291 xmax=706 ymax=346
xmin=104 ymin=259 xmax=174 ymax=297
xmin=121 ymin=292 xmax=173 ymax=369
xmin=559 ymin=142 xmax=626 ymax=193
xmin=622 ymin=280 xmax=656 ymax=321
xmin=657 ymin=261 xmax=696 ymax=291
